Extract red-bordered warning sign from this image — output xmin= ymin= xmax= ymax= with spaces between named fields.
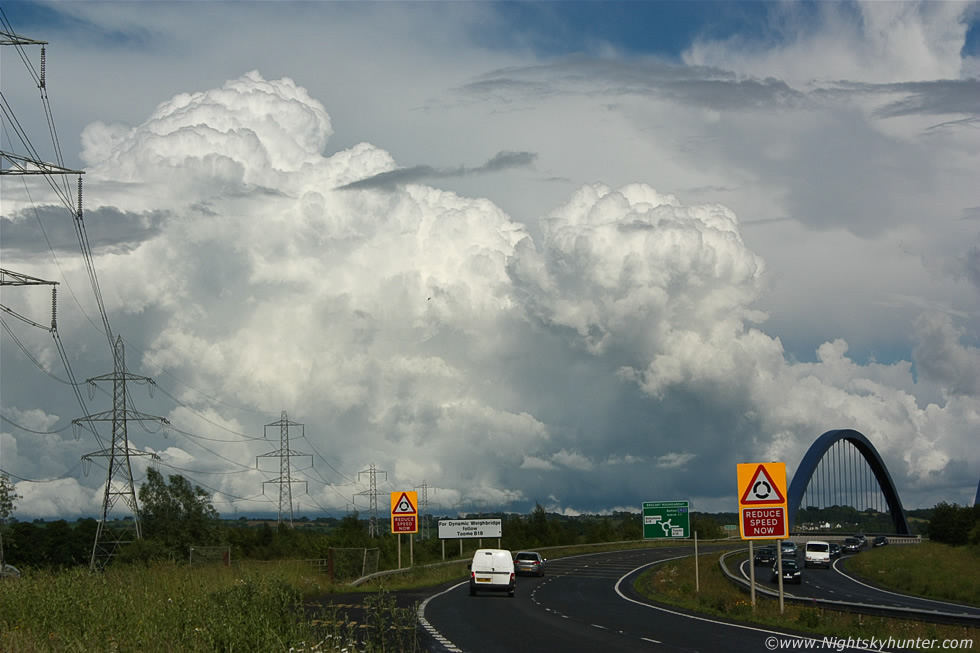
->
xmin=739 ymin=464 xmax=786 ymax=505
xmin=391 ymin=491 xmax=418 ymax=515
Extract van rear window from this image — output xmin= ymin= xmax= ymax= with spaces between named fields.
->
xmin=807 ymin=543 xmax=829 ymax=552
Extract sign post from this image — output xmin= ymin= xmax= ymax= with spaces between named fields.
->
xmin=737 ymin=462 xmax=788 ymax=613
xmin=641 ymin=500 xmax=690 ymax=539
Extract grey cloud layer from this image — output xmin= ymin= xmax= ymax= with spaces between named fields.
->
xmin=336 ymin=150 xmax=538 ymax=191
xmin=4 ymin=68 xmax=977 ymax=518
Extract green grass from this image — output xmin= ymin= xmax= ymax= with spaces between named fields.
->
xmin=844 ymin=542 xmax=980 ymax=606
xmin=0 ymin=561 xmax=419 ymax=652
xmin=0 ymin=539 xmax=698 ymax=653
xmin=633 ymin=549 xmax=979 ymax=651
xmin=6 ymin=540 xmax=974 ymax=652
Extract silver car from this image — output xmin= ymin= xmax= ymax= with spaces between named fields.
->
xmin=513 ymin=551 xmax=546 ymax=577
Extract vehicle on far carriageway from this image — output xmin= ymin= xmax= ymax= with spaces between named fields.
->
xmin=780 ymin=541 xmax=798 ymax=558
xmin=841 ymin=537 xmax=862 ymax=553
xmin=754 ymin=545 xmax=776 ymax=565
xmin=804 ymin=541 xmax=830 ymax=568
xmin=771 ymin=558 xmax=803 ymax=585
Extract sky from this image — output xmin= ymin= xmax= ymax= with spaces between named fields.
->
xmin=1 ymin=1 xmax=978 ymax=523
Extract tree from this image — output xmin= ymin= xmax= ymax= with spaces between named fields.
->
xmin=0 ymin=473 xmax=20 ymax=569
xmin=528 ymin=502 xmax=562 ymax=546
xmin=137 ymin=468 xmax=221 ymax=558
xmin=690 ymin=513 xmax=724 ymax=540
xmin=333 ymin=511 xmax=369 ymax=548
xmin=927 ymin=501 xmax=979 ymax=546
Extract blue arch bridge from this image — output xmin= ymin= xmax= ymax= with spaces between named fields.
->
xmin=787 ymin=428 xmax=912 ymax=535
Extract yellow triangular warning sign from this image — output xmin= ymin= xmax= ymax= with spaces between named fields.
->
xmin=392 ymin=492 xmax=417 ymax=515
xmin=740 ymin=464 xmax=786 ymax=505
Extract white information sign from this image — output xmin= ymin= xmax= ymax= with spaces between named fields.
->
xmin=438 ymin=519 xmax=502 ymax=539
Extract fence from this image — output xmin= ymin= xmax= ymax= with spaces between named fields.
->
xmin=306 ymin=547 xmax=380 ymax=583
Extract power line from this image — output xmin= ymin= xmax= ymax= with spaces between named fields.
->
xmin=0 ymin=414 xmax=72 ymax=435
xmin=0 ymin=20 xmax=113 ymax=356
xmin=0 ymin=462 xmax=84 ymax=484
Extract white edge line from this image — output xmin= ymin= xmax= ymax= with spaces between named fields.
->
xmin=832 ymin=558 xmax=980 ymax=612
xmin=613 ymin=555 xmax=889 ymax=653
xmin=418 ymin=580 xmax=469 ymax=652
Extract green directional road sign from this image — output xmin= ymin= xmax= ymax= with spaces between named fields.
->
xmin=642 ymin=500 xmax=690 ymax=539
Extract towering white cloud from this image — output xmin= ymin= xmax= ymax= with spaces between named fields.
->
xmin=3 ymin=0 xmax=978 ymax=518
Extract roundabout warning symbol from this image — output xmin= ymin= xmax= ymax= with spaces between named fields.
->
xmin=739 ymin=464 xmax=786 ymax=505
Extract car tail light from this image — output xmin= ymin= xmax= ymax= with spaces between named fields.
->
xmin=510 ymin=572 xmax=515 ymax=582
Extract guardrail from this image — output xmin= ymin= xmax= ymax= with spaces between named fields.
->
xmin=718 ymin=549 xmax=978 ymax=626
xmin=787 ymin=535 xmax=922 ymax=545
xmin=348 ymin=537 xmax=726 ymax=587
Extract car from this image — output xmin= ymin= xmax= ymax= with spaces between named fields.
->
xmin=513 ymin=551 xmax=546 ymax=577
xmin=468 ymin=548 xmax=515 ymax=597
xmin=754 ymin=545 xmax=776 ymax=565
xmin=854 ymin=534 xmax=869 ymax=548
xmin=841 ymin=537 xmax=862 ymax=553
xmin=804 ymin=541 xmax=831 ymax=569
xmin=770 ymin=558 xmax=802 ymax=585
xmin=780 ymin=541 xmax=799 ymax=558
xmin=829 ymin=542 xmax=841 ymax=559
xmin=872 ymin=535 xmax=888 ymax=547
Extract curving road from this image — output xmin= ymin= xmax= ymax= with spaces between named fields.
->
xmin=737 ymin=552 xmax=980 ymax=619
xmin=420 ymin=546 xmax=888 ymax=652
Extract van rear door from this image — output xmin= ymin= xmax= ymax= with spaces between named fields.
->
xmin=805 ymin=541 xmax=830 ymax=568
xmin=470 ymin=549 xmax=515 ymax=595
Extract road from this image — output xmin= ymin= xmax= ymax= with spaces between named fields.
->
xmin=420 ymin=546 xmax=891 ymax=652
xmin=738 ymin=552 xmax=980 ymax=619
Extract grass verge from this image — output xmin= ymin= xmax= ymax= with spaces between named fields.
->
xmin=633 ymin=550 xmax=979 ymax=651
xmin=0 ymin=561 xmax=420 ymax=652
xmin=844 ymin=543 xmax=980 ymax=606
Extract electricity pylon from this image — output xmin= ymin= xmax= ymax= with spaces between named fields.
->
xmin=256 ymin=411 xmax=310 ymax=527
xmin=355 ymin=463 xmax=386 ymax=537
xmin=77 ymin=336 xmax=168 ymax=571
xmin=415 ymin=480 xmax=430 ymax=540
xmin=1 ymin=28 xmax=84 ymax=303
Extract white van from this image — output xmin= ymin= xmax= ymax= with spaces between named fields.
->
xmin=804 ymin=540 xmax=831 ymax=568
xmin=468 ymin=548 xmax=515 ymax=597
